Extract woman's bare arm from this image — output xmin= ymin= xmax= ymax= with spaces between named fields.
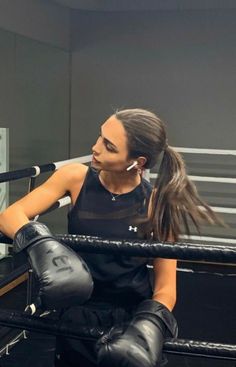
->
xmin=0 ymin=163 xmax=88 ymax=238
xmin=152 ymin=257 xmax=177 ymax=311
xmin=147 ymin=189 xmax=177 ymax=311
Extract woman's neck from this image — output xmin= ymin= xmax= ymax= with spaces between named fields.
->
xmin=99 ymin=170 xmax=141 ymax=194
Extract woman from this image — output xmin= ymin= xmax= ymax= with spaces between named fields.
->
xmin=0 ymin=108 xmax=220 ymax=367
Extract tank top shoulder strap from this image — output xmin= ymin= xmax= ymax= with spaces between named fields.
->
xmin=73 ymin=166 xmax=98 ymax=208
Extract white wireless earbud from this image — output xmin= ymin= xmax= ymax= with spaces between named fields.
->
xmin=126 ymin=161 xmax=138 ymax=171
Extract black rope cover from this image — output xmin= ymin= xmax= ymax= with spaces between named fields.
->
xmin=0 ymin=233 xmax=236 ymax=263
xmin=0 ymin=309 xmax=235 ymax=360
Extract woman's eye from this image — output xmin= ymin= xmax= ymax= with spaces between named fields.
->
xmin=105 ymin=143 xmax=115 ymax=152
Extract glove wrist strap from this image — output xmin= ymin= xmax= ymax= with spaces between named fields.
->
xmin=13 ymin=221 xmax=53 ymax=253
xmin=135 ymin=299 xmax=178 ymax=337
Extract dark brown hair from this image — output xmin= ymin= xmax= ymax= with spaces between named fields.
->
xmin=115 ymin=108 xmax=222 ymax=241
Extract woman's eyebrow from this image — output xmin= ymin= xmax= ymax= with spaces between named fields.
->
xmin=100 ymin=128 xmax=119 ymax=152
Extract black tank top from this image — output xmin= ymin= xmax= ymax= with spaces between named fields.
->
xmin=68 ymin=167 xmax=153 ymax=305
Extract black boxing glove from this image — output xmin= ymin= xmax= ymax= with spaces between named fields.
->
xmin=96 ymin=299 xmax=178 ymax=367
xmin=13 ymin=221 xmax=93 ymax=310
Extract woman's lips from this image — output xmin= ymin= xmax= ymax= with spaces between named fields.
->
xmin=92 ymin=155 xmax=100 ymax=163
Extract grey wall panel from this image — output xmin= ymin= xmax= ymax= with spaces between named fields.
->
xmin=70 ymin=9 xmax=236 ymax=239
xmin=13 ymin=35 xmax=70 ymax=232
xmin=0 ymin=29 xmax=70 ymax=233
xmin=70 ymin=9 xmax=236 ymax=154
xmin=0 ymin=0 xmax=70 ymax=49
xmin=0 ymin=30 xmax=16 ymax=129
xmin=13 ymin=35 xmax=70 ymax=169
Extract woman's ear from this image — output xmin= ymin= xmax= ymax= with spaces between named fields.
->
xmin=137 ymin=156 xmax=147 ymax=169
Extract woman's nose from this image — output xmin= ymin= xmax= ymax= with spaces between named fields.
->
xmin=92 ymin=136 xmax=102 ymax=155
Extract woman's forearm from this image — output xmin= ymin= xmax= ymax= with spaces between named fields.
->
xmin=0 ymin=205 xmax=30 ymax=238
xmin=152 ymin=289 xmax=176 ymax=311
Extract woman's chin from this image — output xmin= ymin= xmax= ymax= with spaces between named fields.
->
xmin=91 ymin=159 xmax=101 ymax=168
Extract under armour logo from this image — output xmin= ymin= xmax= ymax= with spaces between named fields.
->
xmin=128 ymin=225 xmax=137 ymax=232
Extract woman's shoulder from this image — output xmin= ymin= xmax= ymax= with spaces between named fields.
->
xmin=55 ymin=163 xmax=89 ymax=186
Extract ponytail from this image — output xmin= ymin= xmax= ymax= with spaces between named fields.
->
xmin=149 ymin=146 xmax=223 ymax=242
xmin=114 ymin=108 xmax=223 ymax=241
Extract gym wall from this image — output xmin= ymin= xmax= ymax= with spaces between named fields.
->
xmin=0 ymin=0 xmax=70 ymax=231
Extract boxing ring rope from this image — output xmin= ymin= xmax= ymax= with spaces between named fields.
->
xmin=0 ymin=309 xmax=235 ymax=360
xmin=1 ymin=233 xmax=236 ymax=263
xmin=1 ymin=146 xmax=235 ymax=184
xmin=1 ymin=232 xmax=236 ymax=359
xmin=1 ymin=236 xmax=236 ymax=359
xmin=174 ymin=147 xmax=236 ymax=156
xmin=0 ymin=148 xmax=236 ymax=360
xmin=1 ymin=148 xmax=235 ymax=230
xmin=0 ymin=155 xmax=92 ymax=183
xmin=1 ymin=148 xmax=235 ymax=211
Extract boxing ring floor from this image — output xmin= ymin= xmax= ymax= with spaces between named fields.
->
xmin=0 ymin=147 xmax=236 ymax=367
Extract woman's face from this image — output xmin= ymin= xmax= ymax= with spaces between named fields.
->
xmin=92 ymin=115 xmax=132 ymax=172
